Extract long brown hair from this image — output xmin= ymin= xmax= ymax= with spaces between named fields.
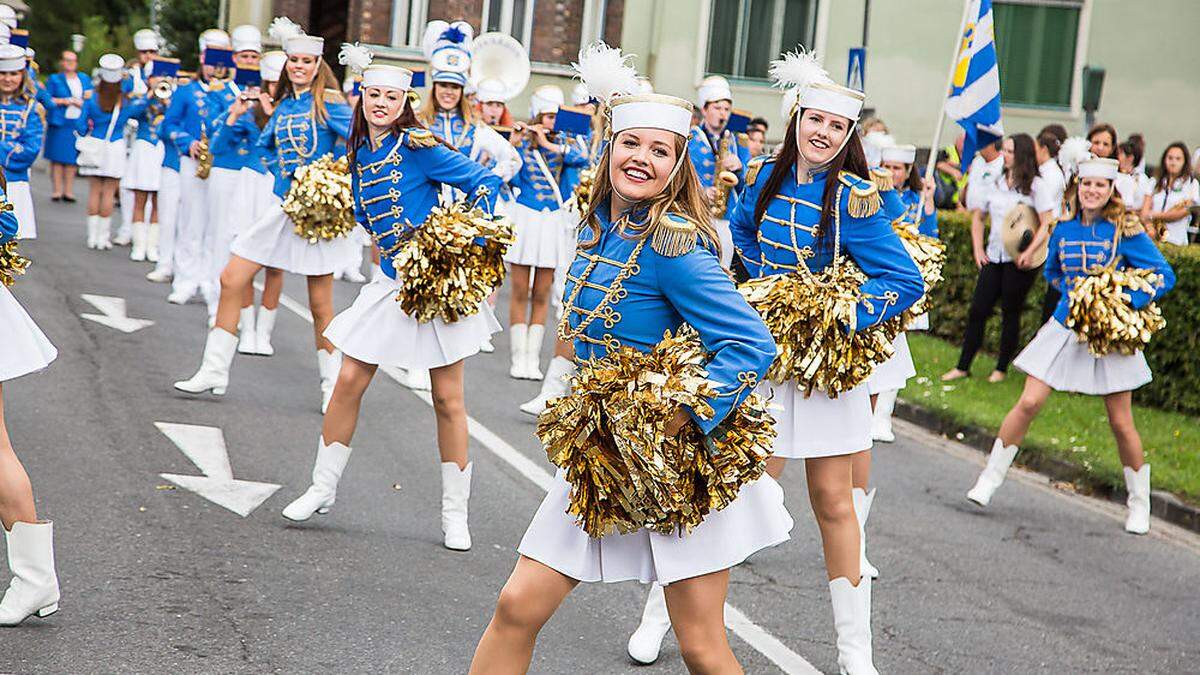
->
xmin=755 ymin=110 xmax=870 ymax=246
xmin=418 ymin=82 xmax=476 ymax=127
xmin=346 ymin=95 xmax=458 ymax=169
xmin=273 ymin=57 xmax=343 ymax=126
xmin=1062 ymin=175 xmax=1126 ymax=223
xmin=1153 ymin=141 xmax=1193 ymax=193
xmin=1006 ymin=133 xmax=1038 ymax=196
xmin=96 ymin=80 xmax=121 ymax=113
xmin=580 ymin=130 xmax=718 ymax=256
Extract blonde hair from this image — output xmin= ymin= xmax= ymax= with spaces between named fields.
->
xmin=1062 ymin=175 xmax=1127 ymax=223
xmin=579 ymin=130 xmax=719 ymax=256
xmin=417 ymin=81 xmax=477 ymax=128
xmin=273 ymin=58 xmax=344 ymax=127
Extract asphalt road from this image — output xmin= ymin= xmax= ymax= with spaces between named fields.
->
xmin=4 ymin=169 xmax=1198 ymax=674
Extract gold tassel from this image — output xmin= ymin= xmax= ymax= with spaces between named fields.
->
xmin=650 ymin=215 xmax=698 ymax=257
xmin=1121 ymin=212 xmax=1146 ymax=237
xmin=870 ymin=167 xmax=894 ymax=192
xmin=0 ymin=240 xmax=30 ymax=287
xmin=839 ymin=172 xmax=881 ymax=218
xmin=405 ymin=129 xmax=439 ymax=149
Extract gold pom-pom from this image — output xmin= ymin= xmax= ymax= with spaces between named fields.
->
xmin=283 ymin=154 xmax=356 ymax=243
xmin=1065 ymin=267 xmax=1167 ymax=356
xmin=892 ymin=220 xmax=946 ymax=318
xmin=739 ymin=264 xmax=902 ymax=397
xmin=537 ymin=328 xmax=774 ymax=538
xmin=0 ymin=240 xmax=30 ymax=287
xmin=390 ymin=200 xmax=515 ymax=323
xmin=572 ymin=166 xmax=595 ymax=215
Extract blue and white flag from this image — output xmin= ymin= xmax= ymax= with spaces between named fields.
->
xmin=945 ymin=0 xmax=1004 ymax=170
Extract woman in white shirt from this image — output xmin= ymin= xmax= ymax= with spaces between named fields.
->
xmin=1034 ymin=127 xmax=1068 ymax=324
xmin=1115 ymin=137 xmax=1154 ymax=208
xmin=1142 ymin=142 xmax=1198 ymax=245
xmin=944 ymin=133 xmax=1052 ymax=383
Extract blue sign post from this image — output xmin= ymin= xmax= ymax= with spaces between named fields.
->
xmin=847 ymin=47 xmax=866 ymax=91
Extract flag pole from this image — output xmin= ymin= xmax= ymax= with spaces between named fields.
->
xmin=919 ymin=0 xmax=975 ymax=215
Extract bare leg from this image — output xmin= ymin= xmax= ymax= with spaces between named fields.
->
xmin=261 ymin=268 xmax=284 ymax=310
xmin=305 ymin=274 xmax=336 ymax=352
xmin=98 ymin=178 xmax=118 ymax=217
xmin=996 ymin=376 xmax=1053 ymax=447
xmin=64 ymin=165 xmax=78 ymax=199
xmin=664 ymin=570 xmax=743 ymax=674
xmin=86 ymin=177 xmax=102 ymax=216
xmin=1104 ymin=391 xmax=1145 ymax=470
xmin=430 ymin=361 xmax=468 ymax=469
xmin=320 ymin=356 xmax=378 ymax=445
xmin=241 ymin=282 xmax=255 ymax=308
xmin=805 ymin=454 xmax=861 ymax=581
xmin=508 ymin=264 xmax=532 ymax=326
xmin=0 ymin=384 xmax=37 ymax=530
xmin=528 ymin=267 xmax=556 ymax=326
xmin=469 ymin=556 xmax=579 ymax=674
xmin=50 ymin=163 xmax=63 ymax=198
xmin=215 ymin=256 xmax=265 ymax=333
xmin=765 ymin=456 xmax=787 ymax=480
xmin=851 ymin=450 xmax=871 ymax=491
xmin=149 ymin=192 xmax=159 ymax=225
xmin=133 ymin=190 xmax=149 ymax=218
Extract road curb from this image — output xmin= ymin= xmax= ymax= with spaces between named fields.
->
xmin=894 ymin=398 xmax=1200 ymax=535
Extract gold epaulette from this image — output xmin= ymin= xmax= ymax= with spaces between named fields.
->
xmin=1121 ymin=211 xmax=1146 ymax=237
xmin=839 ymin=170 xmax=881 ymax=218
xmin=405 ymin=128 xmax=439 ymax=149
xmin=322 ymin=87 xmax=346 ymax=103
xmin=651 ymin=214 xmax=699 ymax=257
xmin=210 ymin=80 xmax=226 ymax=91
xmin=870 ymin=166 xmax=894 ymax=192
xmin=746 ymin=156 xmax=773 ymax=188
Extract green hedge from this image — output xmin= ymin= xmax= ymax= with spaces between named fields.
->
xmin=928 ymin=212 xmax=1200 ymax=416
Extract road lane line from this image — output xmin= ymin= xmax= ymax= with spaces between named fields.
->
xmin=268 ymin=286 xmax=820 ymax=674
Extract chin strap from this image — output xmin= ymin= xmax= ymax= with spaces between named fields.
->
xmin=792 ymin=112 xmax=859 ymax=177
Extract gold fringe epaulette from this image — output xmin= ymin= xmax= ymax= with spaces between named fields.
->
xmin=839 ymin=171 xmax=881 ymax=218
xmin=322 ymin=87 xmax=346 ymax=103
xmin=405 ymin=129 xmax=439 ymax=149
xmin=746 ymin=156 xmax=772 ymax=187
xmin=1121 ymin=211 xmax=1146 ymax=237
xmin=210 ymin=80 xmax=226 ymax=91
xmin=870 ymin=167 xmax=894 ymax=192
xmin=650 ymin=214 xmax=699 ymax=257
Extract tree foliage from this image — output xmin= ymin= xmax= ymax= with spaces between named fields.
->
xmin=157 ymin=0 xmax=219 ymax=71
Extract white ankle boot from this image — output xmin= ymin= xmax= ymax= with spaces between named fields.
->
xmin=967 ymin=438 xmax=1019 ymax=507
xmin=130 ymin=222 xmax=148 ymax=261
xmin=479 ymin=337 xmax=495 ymax=353
xmin=174 ymin=328 xmax=238 ymax=395
xmin=97 ymin=216 xmax=113 ymax=250
xmin=509 ymin=324 xmax=527 ymax=379
xmin=402 ymin=367 xmax=431 ymax=391
xmin=519 ymin=356 xmax=575 ymax=416
xmin=0 ymin=521 xmax=60 ymax=626
xmin=86 ymin=215 xmax=99 ymax=249
xmin=237 ymin=307 xmax=258 ymax=355
xmin=523 ymin=324 xmax=545 ymax=380
xmin=852 ymin=488 xmax=879 ymax=580
xmin=627 ymin=583 xmax=672 ymax=664
xmin=255 ymin=307 xmax=276 ymax=356
xmin=830 ymin=576 xmax=878 ymax=675
xmin=317 ymin=349 xmax=342 ymax=414
xmin=146 ymin=223 xmax=160 ymax=263
xmin=441 ymin=462 xmax=473 ymax=551
xmin=871 ymin=390 xmax=897 ymax=443
xmin=1123 ymin=464 xmax=1151 ymax=534
xmin=282 ymin=437 xmax=352 ymax=521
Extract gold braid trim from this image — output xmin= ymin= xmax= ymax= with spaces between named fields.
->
xmin=405 ymin=129 xmax=439 ymax=149
xmin=839 ymin=171 xmax=881 ymax=218
xmin=870 ymin=167 xmax=894 ymax=192
xmin=650 ymin=214 xmax=699 ymax=257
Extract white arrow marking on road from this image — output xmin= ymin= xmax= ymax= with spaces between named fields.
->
xmin=155 ymin=422 xmax=281 ymax=517
xmin=80 ymin=294 xmax=155 ymax=333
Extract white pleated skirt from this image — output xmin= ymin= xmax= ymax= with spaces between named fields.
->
xmin=0 ymin=285 xmax=57 ymax=382
xmin=518 ymin=470 xmax=793 ymax=585
xmin=9 ymin=181 xmax=35 ymax=239
xmin=1013 ymin=320 xmax=1152 ymax=395
xmin=866 ymin=333 xmax=916 ymax=395
xmin=230 ymin=204 xmax=360 ymax=277
xmin=757 ymin=380 xmax=873 ymax=458
xmin=122 ymin=139 xmax=165 ymax=191
xmin=502 ymin=202 xmax=575 ymax=269
xmin=79 ymin=139 xmax=127 ymax=179
xmin=323 ymin=275 xmax=501 ymax=369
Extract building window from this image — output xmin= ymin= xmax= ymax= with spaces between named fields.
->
xmin=993 ymin=0 xmax=1082 ymax=108
xmin=706 ymin=0 xmax=818 ymax=81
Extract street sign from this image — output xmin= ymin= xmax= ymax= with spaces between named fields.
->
xmin=847 ymin=47 xmax=866 ymax=91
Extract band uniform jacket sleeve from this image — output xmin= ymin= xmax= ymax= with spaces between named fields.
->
xmin=469 ymin=123 xmax=521 ymax=183
xmin=1119 ymin=228 xmax=1176 ymax=308
xmin=839 ymin=179 xmax=925 ymax=330
xmin=162 ymin=84 xmax=197 ymax=155
xmin=0 ymin=186 xmax=17 ymax=242
xmin=211 ymin=113 xmax=255 ymax=157
xmin=412 ymin=139 xmax=504 ymax=214
xmin=0 ymin=100 xmax=44 ymax=176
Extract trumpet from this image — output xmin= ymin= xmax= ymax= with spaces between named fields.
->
xmin=152 ymin=78 xmax=175 ymax=100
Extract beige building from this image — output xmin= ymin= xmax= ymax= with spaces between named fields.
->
xmin=226 ymin=0 xmax=1200 ymax=159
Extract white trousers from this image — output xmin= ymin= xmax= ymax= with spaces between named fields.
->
xmin=154 ymin=168 xmax=182 ymax=275
xmin=172 ymin=157 xmax=210 ymax=296
xmin=205 ymin=167 xmax=242 ymax=301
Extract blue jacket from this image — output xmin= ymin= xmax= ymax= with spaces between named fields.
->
xmin=43 ymin=73 xmax=92 ymax=128
xmin=132 ymin=95 xmax=171 ymax=145
xmin=560 ymin=130 xmax=596 ymax=194
xmin=688 ymin=126 xmax=750 ymax=220
xmin=428 ymin=109 xmax=476 ymax=155
xmin=1045 ymin=215 xmax=1176 ymax=326
xmin=0 ymin=97 xmax=44 ymax=181
xmin=730 ymin=160 xmax=924 ymax=331
xmin=256 ymin=89 xmax=352 ymax=198
xmin=351 ymin=129 xmax=502 ymax=281
xmin=563 ymin=203 xmax=777 ymax=434
xmin=81 ymin=96 xmax=147 ymax=141
xmin=213 ymin=113 xmax=274 ymax=176
xmin=0 ymin=185 xmax=17 ymax=242
xmin=511 ymin=137 xmax=588 ymax=211
xmin=162 ymin=78 xmax=225 ymax=158
xmin=204 ymin=84 xmax=243 ymax=171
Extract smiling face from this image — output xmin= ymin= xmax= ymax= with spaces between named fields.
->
xmin=1089 ymin=130 xmax=1114 ymax=159
xmin=1002 ymin=137 xmax=1016 ymax=169
xmin=286 ymin=54 xmax=318 ymax=88
xmin=434 ymin=82 xmax=462 ymax=111
xmin=59 ymin=51 xmax=77 ymax=74
xmin=882 ymin=160 xmax=909 ymax=188
xmin=1077 ymin=176 xmax=1113 ymax=211
xmin=361 ymin=86 xmax=406 ymax=130
xmin=702 ymin=99 xmax=731 ymax=132
xmin=609 ymin=128 xmax=679 ymax=203
xmin=795 ymin=108 xmax=851 ymax=166
xmin=0 ymin=69 xmax=21 ymax=95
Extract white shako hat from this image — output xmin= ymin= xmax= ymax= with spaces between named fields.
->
xmin=697 ymin=74 xmax=732 ymax=107
xmin=475 ymin=78 xmax=508 ymax=103
xmin=422 ymin=20 xmax=473 ymax=86
xmin=1077 ymin=157 xmax=1119 ymax=181
xmin=260 ymin=50 xmax=287 ymax=81
xmin=574 ymin=42 xmax=692 ymax=138
xmin=198 ymin=28 xmax=231 ymax=52
xmin=97 ymin=53 xmax=125 ymax=82
xmin=0 ymin=23 xmax=9 ymax=46
xmin=529 ymin=84 xmax=563 ymax=118
xmin=338 ymin=42 xmax=411 ymax=92
xmin=611 ymin=94 xmax=692 ymax=137
xmin=0 ymin=5 xmax=16 ymax=30
xmin=770 ymin=49 xmax=864 ymax=122
xmin=133 ymin=29 xmax=160 ymax=52
xmin=880 ymin=143 xmax=916 ymax=165
xmin=0 ymin=44 xmax=24 ymax=72
xmin=231 ymin=25 xmax=263 ymax=53
xmin=571 ymin=82 xmax=591 ymax=105
xmin=269 ymin=17 xmax=322 ymax=57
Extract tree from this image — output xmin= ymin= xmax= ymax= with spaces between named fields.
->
xmin=26 ymin=0 xmax=150 ymax=73
xmin=157 ymin=0 xmax=219 ymax=71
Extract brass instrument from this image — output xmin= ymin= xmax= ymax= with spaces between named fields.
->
xmin=710 ymin=131 xmax=738 ymax=218
xmin=195 ymin=130 xmax=212 ymax=179
xmin=152 ymin=78 xmax=175 ymax=100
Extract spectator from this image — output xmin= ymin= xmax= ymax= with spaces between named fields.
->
xmin=1087 ymin=122 xmax=1118 ymax=159
xmin=1035 ymin=126 xmax=1067 ymax=324
xmin=962 ymin=137 xmax=1003 ymax=213
xmin=1115 ymin=137 xmax=1154 ymax=209
xmin=43 ymin=50 xmax=92 ymax=202
xmin=935 ymin=133 xmax=967 ymax=209
xmin=1142 ymin=141 xmax=1199 ymax=245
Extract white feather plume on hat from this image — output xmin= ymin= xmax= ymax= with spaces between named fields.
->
xmin=338 ymin=42 xmax=373 ymax=74
xmin=573 ymin=41 xmax=639 ymax=106
xmin=269 ymin=17 xmax=304 ymax=43
xmin=1058 ymin=136 xmax=1093 ymax=176
xmin=769 ymin=48 xmax=830 ymax=92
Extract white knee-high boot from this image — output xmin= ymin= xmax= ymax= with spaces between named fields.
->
xmin=509 ymin=324 xmax=527 ymax=379
xmin=966 ymin=438 xmax=1019 ymax=507
xmin=282 ymin=437 xmax=352 ymax=521
xmin=255 ymin=307 xmax=277 ymax=356
xmin=1123 ymin=464 xmax=1151 ymax=534
xmin=236 ymin=307 xmax=257 ymax=355
xmin=523 ymin=324 xmax=545 ymax=381
xmin=86 ymin=215 xmax=99 ymax=249
xmin=830 ymin=576 xmax=878 ymax=675
xmin=441 ymin=462 xmax=472 ymax=551
xmin=97 ymin=216 xmax=113 ymax=250
xmin=871 ymin=389 xmax=898 ymax=443
xmin=317 ymin=349 xmax=342 ymax=414
xmin=146 ymin=222 xmax=161 ymax=263
xmin=852 ymin=488 xmax=879 ymax=579
xmin=173 ymin=328 xmax=238 ymax=395
xmin=627 ymin=583 xmax=672 ymax=664
xmin=130 ymin=222 xmax=148 ymax=261
xmin=519 ymin=356 xmax=575 ymax=416
xmin=0 ymin=521 xmax=60 ymax=626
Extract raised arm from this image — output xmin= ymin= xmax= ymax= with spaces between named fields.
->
xmin=412 ymin=136 xmax=504 ymax=214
